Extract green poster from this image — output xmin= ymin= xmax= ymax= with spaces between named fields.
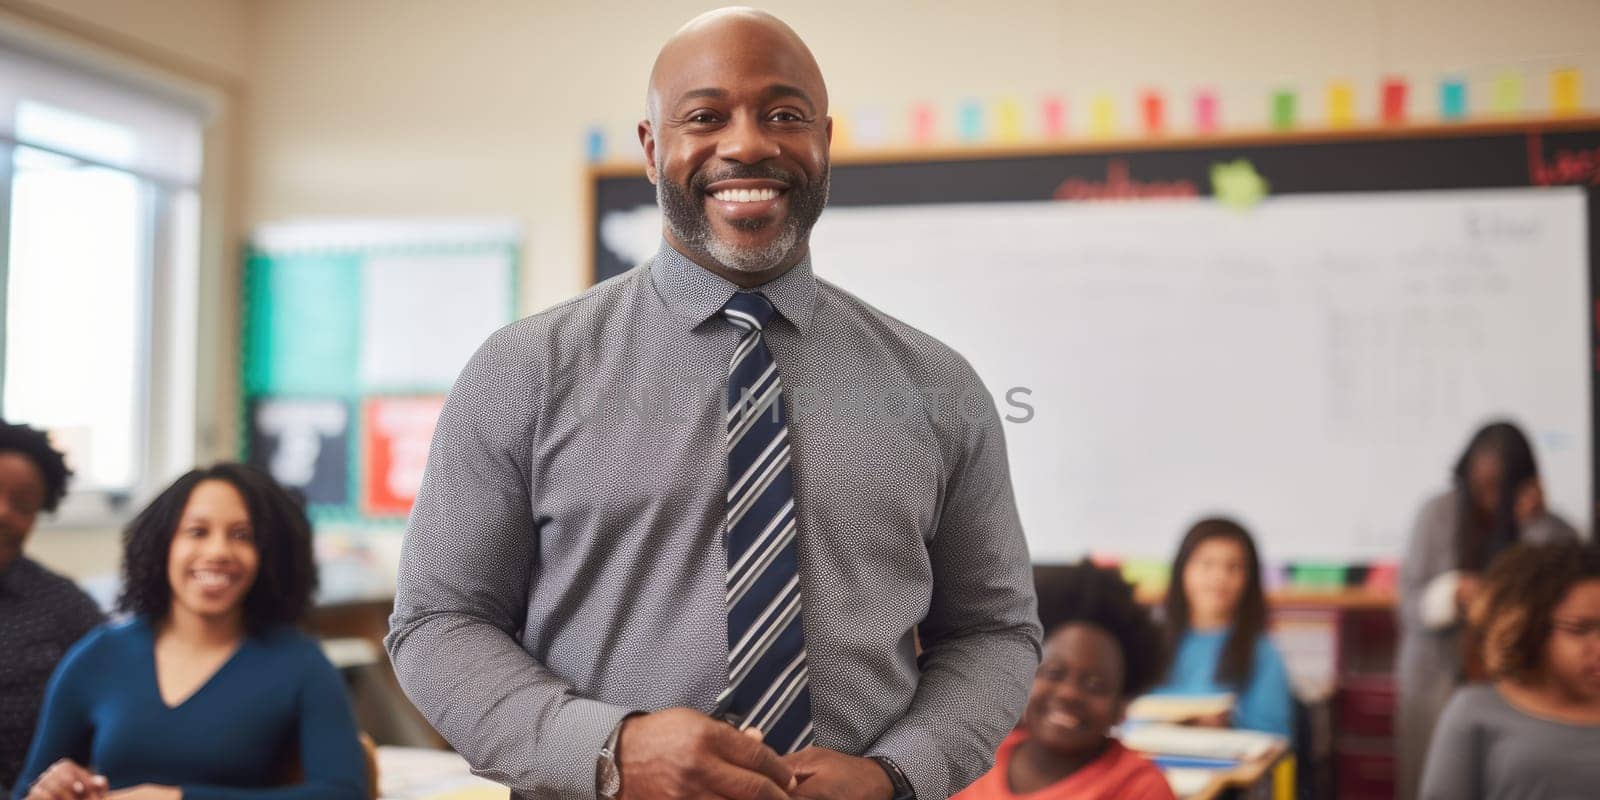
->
xmin=243 ymin=251 xmax=361 ymax=395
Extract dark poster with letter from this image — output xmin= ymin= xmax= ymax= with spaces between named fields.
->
xmin=247 ymin=397 xmax=352 ymax=506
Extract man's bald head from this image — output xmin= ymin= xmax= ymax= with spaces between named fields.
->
xmin=639 ymin=7 xmax=832 ymax=283
xmin=646 ymin=7 xmax=828 ymax=125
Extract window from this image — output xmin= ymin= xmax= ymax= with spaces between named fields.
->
xmin=0 ymin=38 xmax=204 ymax=520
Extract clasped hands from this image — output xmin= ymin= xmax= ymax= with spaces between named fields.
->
xmin=23 ymin=759 xmax=177 ymax=800
xmin=617 ymin=708 xmax=895 ymax=800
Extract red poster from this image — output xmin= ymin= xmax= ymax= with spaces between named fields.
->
xmin=362 ymin=396 xmax=445 ymax=516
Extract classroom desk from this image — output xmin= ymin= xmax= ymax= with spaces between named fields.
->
xmin=1184 ymin=742 xmax=1292 ymax=800
xmin=308 ymin=598 xmax=450 ymax=749
xmin=376 ymin=746 xmax=506 ymax=800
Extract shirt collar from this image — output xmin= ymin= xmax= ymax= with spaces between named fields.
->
xmin=648 ymin=240 xmax=818 ymax=333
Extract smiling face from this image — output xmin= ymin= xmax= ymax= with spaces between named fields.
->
xmin=1024 ymin=623 xmax=1127 ymax=758
xmin=640 ymin=10 xmax=831 ymax=282
xmin=166 ymin=479 xmax=259 ymax=626
xmin=0 ymin=452 xmax=47 ymax=573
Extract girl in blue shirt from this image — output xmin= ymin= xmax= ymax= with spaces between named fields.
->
xmin=14 ymin=464 xmax=368 ymax=800
xmin=1149 ymin=517 xmax=1293 ymax=738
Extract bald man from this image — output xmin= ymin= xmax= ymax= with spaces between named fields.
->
xmin=387 ymin=9 xmax=1040 ymax=800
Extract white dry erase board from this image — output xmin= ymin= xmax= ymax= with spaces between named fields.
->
xmin=590 ymin=120 xmax=1600 ymax=563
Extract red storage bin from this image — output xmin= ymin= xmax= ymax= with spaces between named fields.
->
xmin=1335 ymin=676 xmax=1396 ymax=738
xmin=1339 ymin=608 xmax=1398 ymax=675
xmin=1335 ymin=746 xmax=1396 ymax=800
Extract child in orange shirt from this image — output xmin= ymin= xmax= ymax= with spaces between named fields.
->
xmin=956 ymin=560 xmax=1175 ymax=800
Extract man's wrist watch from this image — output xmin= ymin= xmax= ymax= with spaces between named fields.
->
xmin=869 ymin=755 xmax=916 ymax=800
xmin=596 ymin=719 xmax=625 ymax=800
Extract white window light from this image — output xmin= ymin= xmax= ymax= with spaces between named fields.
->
xmin=0 ymin=36 xmax=207 ymax=523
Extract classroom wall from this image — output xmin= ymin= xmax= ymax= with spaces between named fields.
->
xmin=243 ymin=0 xmax=1600 ymax=313
xmin=0 ymin=0 xmax=249 ymax=81
xmin=11 ymin=0 xmax=1600 ymax=581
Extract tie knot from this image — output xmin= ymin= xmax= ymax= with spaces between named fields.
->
xmin=722 ymin=291 xmax=777 ymax=331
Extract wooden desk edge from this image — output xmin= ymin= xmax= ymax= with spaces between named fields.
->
xmin=1187 ymin=742 xmax=1290 ymax=800
xmin=1136 ymin=587 xmax=1397 ymax=610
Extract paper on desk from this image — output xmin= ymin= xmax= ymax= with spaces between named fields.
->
xmin=378 ymin=746 xmax=507 ymax=800
xmin=1162 ymin=767 xmax=1220 ymax=798
xmin=1125 ymin=693 xmax=1234 ymax=723
xmin=1121 ymin=722 xmax=1282 ymax=761
xmin=420 ymin=789 xmax=506 ymax=800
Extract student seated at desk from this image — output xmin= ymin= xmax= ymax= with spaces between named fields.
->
xmin=1419 ymin=540 xmax=1600 ymax=800
xmin=955 ymin=560 xmax=1175 ymax=800
xmin=13 ymin=464 xmax=367 ymax=800
xmin=1147 ymin=518 xmax=1292 ymax=738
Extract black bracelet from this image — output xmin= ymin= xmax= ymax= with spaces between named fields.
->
xmin=869 ymin=755 xmax=916 ymax=800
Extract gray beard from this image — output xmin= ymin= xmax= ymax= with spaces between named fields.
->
xmin=656 ymin=160 xmax=829 ymax=274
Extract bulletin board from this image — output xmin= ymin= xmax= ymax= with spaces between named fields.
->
xmin=240 ymin=221 xmax=520 ymax=525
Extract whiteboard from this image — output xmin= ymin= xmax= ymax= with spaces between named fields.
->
xmin=804 ymin=188 xmax=1591 ymax=563
xmin=360 ymin=250 xmax=515 ymax=389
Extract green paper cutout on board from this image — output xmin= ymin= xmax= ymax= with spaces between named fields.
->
xmin=244 ymin=251 xmax=362 ymax=395
xmin=1211 ymin=159 xmax=1270 ymax=211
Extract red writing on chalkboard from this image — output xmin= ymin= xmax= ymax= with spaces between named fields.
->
xmin=1054 ymin=160 xmax=1199 ymax=201
xmin=1527 ymin=132 xmax=1600 ymax=186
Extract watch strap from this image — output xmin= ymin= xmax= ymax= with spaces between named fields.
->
xmin=869 ymin=755 xmax=916 ymax=800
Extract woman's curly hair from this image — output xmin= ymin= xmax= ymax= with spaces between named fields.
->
xmin=1472 ymin=539 xmax=1600 ymax=683
xmin=1035 ymin=559 xmax=1170 ymax=697
xmin=0 ymin=420 xmax=73 ymax=512
xmin=117 ymin=463 xmax=319 ymax=633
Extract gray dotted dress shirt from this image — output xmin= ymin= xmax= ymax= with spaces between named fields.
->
xmin=386 ymin=243 xmax=1042 ymax=800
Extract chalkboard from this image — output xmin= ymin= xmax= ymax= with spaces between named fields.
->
xmin=589 ymin=119 xmax=1600 ymax=564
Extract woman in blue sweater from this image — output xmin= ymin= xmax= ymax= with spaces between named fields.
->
xmin=1147 ymin=517 xmax=1293 ymax=737
xmin=14 ymin=463 xmax=367 ymax=800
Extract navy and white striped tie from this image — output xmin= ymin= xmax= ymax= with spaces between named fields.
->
xmin=715 ymin=291 xmax=814 ymax=754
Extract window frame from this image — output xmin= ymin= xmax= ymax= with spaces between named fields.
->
xmin=0 ymin=28 xmax=217 ymax=531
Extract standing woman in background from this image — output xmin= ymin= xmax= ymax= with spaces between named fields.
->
xmin=1147 ymin=517 xmax=1293 ymax=737
xmin=1396 ymin=421 xmax=1579 ymax=800
xmin=13 ymin=463 xmax=367 ymax=800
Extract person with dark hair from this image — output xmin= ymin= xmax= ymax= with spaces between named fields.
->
xmin=954 ymin=560 xmax=1174 ymax=800
xmin=1396 ymin=421 xmax=1579 ymax=800
xmin=12 ymin=463 xmax=367 ymax=800
xmin=0 ymin=421 xmax=104 ymax=796
xmin=1418 ymin=540 xmax=1600 ymax=799
xmin=1145 ymin=518 xmax=1292 ymax=737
